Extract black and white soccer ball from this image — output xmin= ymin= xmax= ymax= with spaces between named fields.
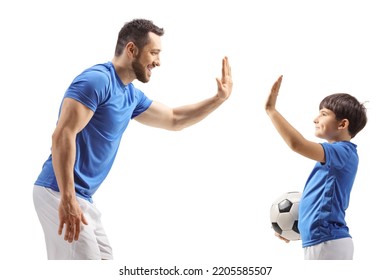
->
xmin=270 ymin=191 xmax=302 ymax=241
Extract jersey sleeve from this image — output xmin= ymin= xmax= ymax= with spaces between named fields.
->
xmin=130 ymin=86 xmax=152 ymax=118
xmin=321 ymin=142 xmax=353 ymax=169
xmin=64 ymin=69 xmax=110 ymax=112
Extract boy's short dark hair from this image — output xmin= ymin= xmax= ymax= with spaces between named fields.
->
xmin=115 ymin=19 xmax=164 ymax=56
xmin=319 ymin=93 xmax=367 ymax=138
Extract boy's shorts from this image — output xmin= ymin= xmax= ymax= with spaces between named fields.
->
xmin=33 ymin=185 xmax=113 ymax=260
xmin=304 ymin=237 xmax=354 ymax=260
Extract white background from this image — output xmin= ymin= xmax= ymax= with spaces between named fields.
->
xmin=1 ymin=0 xmax=388 ymax=279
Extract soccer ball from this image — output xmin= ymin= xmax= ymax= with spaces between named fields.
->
xmin=270 ymin=191 xmax=302 ymax=241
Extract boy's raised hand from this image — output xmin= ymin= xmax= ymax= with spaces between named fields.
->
xmin=265 ymin=75 xmax=283 ymax=112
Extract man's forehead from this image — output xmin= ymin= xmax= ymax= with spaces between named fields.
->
xmin=145 ymin=32 xmax=162 ymax=50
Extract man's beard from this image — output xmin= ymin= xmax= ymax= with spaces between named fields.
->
xmin=132 ymin=58 xmax=149 ymax=83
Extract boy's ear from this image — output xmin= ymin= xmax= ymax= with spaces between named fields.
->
xmin=338 ymin=119 xmax=349 ymax=130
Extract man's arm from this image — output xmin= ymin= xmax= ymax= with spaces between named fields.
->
xmin=134 ymin=56 xmax=233 ymax=130
xmin=51 ymin=97 xmax=93 ymax=243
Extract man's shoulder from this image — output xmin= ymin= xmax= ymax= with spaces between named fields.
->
xmin=74 ymin=62 xmax=114 ymax=86
xmin=84 ymin=62 xmax=112 ymax=76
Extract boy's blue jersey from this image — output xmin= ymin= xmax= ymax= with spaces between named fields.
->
xmin=35 ymin=62 xmax=152 ymax=203
xmin=299 ymin=141 xmax=358 ymax=247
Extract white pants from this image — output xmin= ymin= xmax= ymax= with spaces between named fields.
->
xmin=304 ymin=237 xmax=354 ymax=260
xmin=33 ymin=185 xmax=113 ymax=260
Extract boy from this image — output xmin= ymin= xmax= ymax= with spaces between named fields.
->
xmin=265 ymin=75 xmax=367 ymax=260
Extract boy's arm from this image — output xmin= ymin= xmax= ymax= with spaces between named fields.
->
xmin=265 ymin=75 xmax=325 ymax=163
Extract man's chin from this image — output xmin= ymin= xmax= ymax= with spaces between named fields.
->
xmin=137 ymin=75 xmax=150 ymax=83
xmin=139 ymin=78 xmax=150 ymax=83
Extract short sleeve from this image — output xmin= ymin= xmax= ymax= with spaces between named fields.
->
xmin=64 ymin=69 xmax=110 ymax=112
xmin=130 ymin=86 xmax=152 ymax=118
xmin=321 ymin=142 xmax=354 ymax=170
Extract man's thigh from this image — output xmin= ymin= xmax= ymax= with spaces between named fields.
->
xmin=33 ymin=185 xmax=113 ymax=260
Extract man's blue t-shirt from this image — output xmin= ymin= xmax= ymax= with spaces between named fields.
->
xmin=35 ymin=62 xmax=152 ymax=202
xmin=298 ymin=141 xmax=358 ymax=247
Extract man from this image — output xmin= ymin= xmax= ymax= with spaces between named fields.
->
xmin=33 ymin=18 xmax=233 ymax=260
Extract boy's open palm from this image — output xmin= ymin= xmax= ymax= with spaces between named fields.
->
xmin=265 ymin=75 xmax=283 ymax=112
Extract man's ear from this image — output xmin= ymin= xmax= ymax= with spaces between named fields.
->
xmin=126 ymin=42 xmax=138 ymax=57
